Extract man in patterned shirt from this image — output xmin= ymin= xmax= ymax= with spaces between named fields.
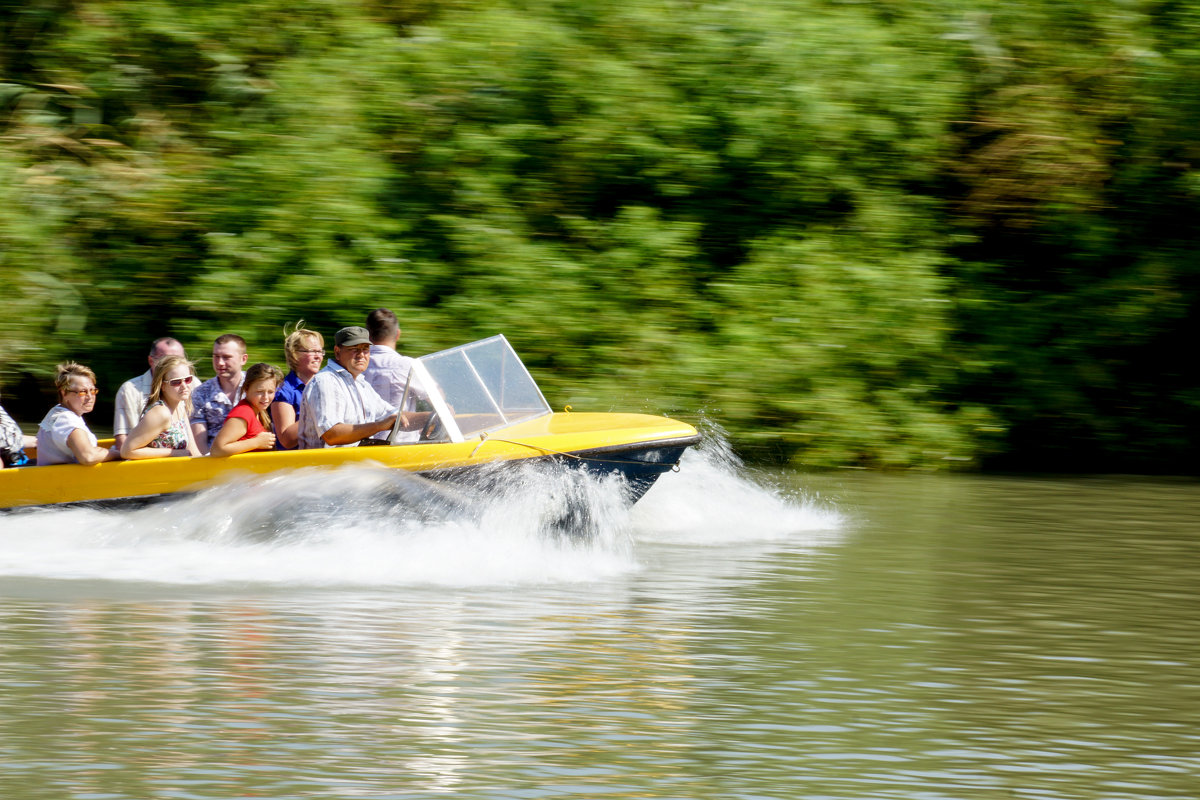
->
xmin=190 ymin=333 xmax=248 ymax=454
xmin=297 ymin=326 xmax=398 ymax=449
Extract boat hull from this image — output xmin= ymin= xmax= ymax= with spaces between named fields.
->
xmin=0 ymin=412 xmax=700 ymax=512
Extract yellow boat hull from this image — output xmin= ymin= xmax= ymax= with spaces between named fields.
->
xmin=0 ymin=412 xmax=700 ymax=511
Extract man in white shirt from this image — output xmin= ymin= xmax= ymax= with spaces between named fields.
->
xmin=112 ymin=337 xmax=186 ymax=450
xmin=363 ymin=307 xmax=429 ymax=443
xmin=298 ymin=326 xmax=398 ymax=449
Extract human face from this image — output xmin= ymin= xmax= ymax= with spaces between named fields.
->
xmin=294 ymin=336 xmax=325 ymax=376
xmin=212 ymin=342 xmax=247 ymax=381
xmin=245 ymin=379 xmax=278 ymax=413
xmin=335 ymin=343 xmax=371 ymax=377
xmin=62 ymin=379 xmax=98 ymax=416
xmin=162 ymin=367 xmax=194 ymax=404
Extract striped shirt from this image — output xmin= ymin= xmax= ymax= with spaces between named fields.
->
xmin=297 ymin=360 xmax=395 ymax=449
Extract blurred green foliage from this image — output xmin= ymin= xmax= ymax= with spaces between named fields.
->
xmin=2 ymin=0 xmax=1199 ymax=471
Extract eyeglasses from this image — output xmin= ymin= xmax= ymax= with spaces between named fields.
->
xmin=166 ymin=376 xmax=195 ymax=388
xmin=299 ymin=349 xmax=325 ymax=356
xmin=68 ymin=388 xmax=99 ymax=397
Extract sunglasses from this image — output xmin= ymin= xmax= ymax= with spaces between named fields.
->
xmin=166 ymin=376 xmax=195 ymax=388
xmin=68 ymin=388 xmax=99 ymax=397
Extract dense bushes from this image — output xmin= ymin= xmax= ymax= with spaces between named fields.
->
xmin=3 ymin=0 xmax=1199 ymax=470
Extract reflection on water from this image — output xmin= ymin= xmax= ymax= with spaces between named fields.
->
xmin=1 ymin=456 xmax=1198 ymax=799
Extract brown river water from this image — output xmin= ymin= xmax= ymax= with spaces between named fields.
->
xmin=0 ymin=438 xmax=1197 ymax=799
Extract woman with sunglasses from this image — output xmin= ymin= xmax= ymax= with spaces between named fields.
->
xmin=36 ymin=362 xmax=120 ymax=466
xmin=120 ymin=355 xmax=203 ymax=460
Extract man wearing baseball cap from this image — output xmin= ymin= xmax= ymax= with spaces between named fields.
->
xmin=297 ymin=326 xmax=398 ymax=449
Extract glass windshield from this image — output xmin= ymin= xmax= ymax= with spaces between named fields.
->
xmin=413 ymin=335 xmax=551 ymax=441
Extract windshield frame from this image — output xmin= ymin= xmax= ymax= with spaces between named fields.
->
xmin=401 ymin=334 xmax=552 ymax=443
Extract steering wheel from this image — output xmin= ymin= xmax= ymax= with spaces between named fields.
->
xmin=420 ymin=412 xmax=446 ymax=442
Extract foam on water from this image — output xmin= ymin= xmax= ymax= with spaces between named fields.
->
xmin=632 ymin=425 xmax=844 ymax=544
xmin=0 ymin=429 xmax=843 ymax=587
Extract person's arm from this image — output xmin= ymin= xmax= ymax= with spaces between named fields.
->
xmin=113 ymin=383 xmax=139 ymax=451
xmin=320 ymin=415 xmax=397 ymax=446
xmin=398 ymin=411 xmax=432 ymax=432
xmin=121 ymin=406 xmax=182 ymax=460
xmin=210 ymin=417 xmax=275 ymax=456
xmin=324 ymin=383 xmax=399 ymax=446
xmin=66 ymin=429 xmax=119 ymax=466
xmin=190 ymin=421 xmax=210 ymax=455
xmin=271 ymin=400 xmax=299 ymax=449
xmin=183 ymin=418 xmax=203 ymax=458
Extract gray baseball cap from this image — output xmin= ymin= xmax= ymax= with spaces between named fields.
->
xmin=334 ymin=326 xmax=371 ymax=347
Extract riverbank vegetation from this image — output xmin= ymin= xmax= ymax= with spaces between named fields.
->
xmin=3 ymin=0 xmax=1199 ymax=471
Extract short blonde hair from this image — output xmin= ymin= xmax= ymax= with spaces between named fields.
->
xmin=54 ymin=362 xmax=97 ymax=399
xmin=283 ymin=321 xmax=324 ymax=370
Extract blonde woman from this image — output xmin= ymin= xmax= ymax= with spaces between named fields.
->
xmin=210 ymin=363 xmax=283 ymax=456
xmin=36 ymin=362 xmax=119 ymax=466
xmin=120 ymin=355 xmax=203 ymax=459
xmin=271 ymin=321 xmax=325 ymax=450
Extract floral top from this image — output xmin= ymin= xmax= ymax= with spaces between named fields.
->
xmin=146 ymin=401 xmax=190 ymax=449
xmin=0 ymin=402 xmax=28 ymax=467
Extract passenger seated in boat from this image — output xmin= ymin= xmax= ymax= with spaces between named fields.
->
xmin=190 ymin=333 xmax=248 ymax=455
xmin=271 ymin=322 xmax=324 ymax=450
xmin=35 ymin=363 xmax=120 ymax=466
xmin=120 ymin=355 xmax=203 ymax=460
xmin=1 ymin=393 xmax=34 ymax=468
xmin=210 ymin=363 xmax=283 ymax=457
xmin=364 ymin=307 xmax=430 ymax=444
xmin=113 ymin=336 xmax=186 ymax=451
xmin=297 ymin=326 xmax=398 ymax=449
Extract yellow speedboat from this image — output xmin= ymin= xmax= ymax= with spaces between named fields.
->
xmin=0 ymin=335 xmax=700 ymax=512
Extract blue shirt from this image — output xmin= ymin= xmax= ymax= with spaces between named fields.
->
xmin=273 ymin=370 xmax=307 ymax=450
xmin=276 ymin=370 xmax=306 ymax=412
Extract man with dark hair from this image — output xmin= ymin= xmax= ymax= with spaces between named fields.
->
xmin=113 ymin=336 xmax=187 ymax=450
xmin=297 ymin=326 xmax=397 ymax=449
xmin=190 ymin=333 xmax=248 ymax=454
xmin=363 ymin=308 xmax=428 ymax=443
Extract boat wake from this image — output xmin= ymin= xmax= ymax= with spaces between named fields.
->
xmin=0 ymin=428 xmax=843 ymax=588
xmin=633 ymin=425 xmax=843 ymax=544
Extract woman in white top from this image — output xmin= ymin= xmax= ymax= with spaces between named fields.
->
xmin=36 ymin=362 xmax=120 ymax=466
xmin=120 ymin=355 xmax=203 ymax=460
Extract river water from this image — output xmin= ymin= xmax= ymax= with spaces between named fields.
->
xmin=0 ymin=437 xmax=1197 ymax=800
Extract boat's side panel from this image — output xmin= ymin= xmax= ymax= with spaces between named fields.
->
xmin=0 ymin=413 xmax=699 ymax=510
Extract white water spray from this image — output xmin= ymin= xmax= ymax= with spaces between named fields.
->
xmin=632 ymin=423 xmax=844 ymax=544
xmin=0 ymin=429 xmax=842 ymax=587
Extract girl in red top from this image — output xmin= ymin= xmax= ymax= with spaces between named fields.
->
xmin=211 ymin=363 xmax=284 ymax=456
